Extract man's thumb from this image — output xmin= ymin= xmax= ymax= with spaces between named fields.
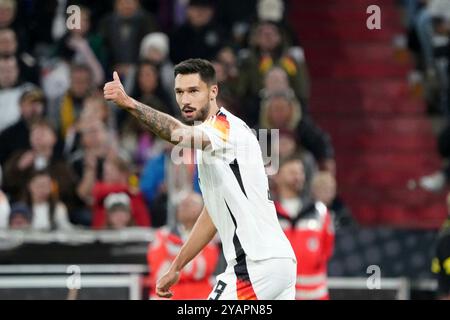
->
xmin=113 ymin=71 xmax=120 ymax=82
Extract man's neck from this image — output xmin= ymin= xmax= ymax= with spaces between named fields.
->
xmin=206 ymin=102 xmax=220 ymax=121
xmin=278 ymin=186 xmax=300 ymax=201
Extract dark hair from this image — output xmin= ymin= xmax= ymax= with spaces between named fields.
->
xmin=30 ymin=118 xmax=56 ymax=132
xmin=132 ymin=59 xmax=161 ymax=97
xmin=24 ymin=169 xmax=58 ymax=230
xmin=279 ymin=154 xmax=303 ymax=170
xmin=70 ymin=63 xmax=93 ymax=78
xmin=174 ymin=58 xmax=217 ymax=85
xmin=108 ymin=155 xmax=131 ymax=175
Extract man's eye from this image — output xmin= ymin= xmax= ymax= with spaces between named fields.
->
xmin=190 ymin=89 xmax=198 ymax=93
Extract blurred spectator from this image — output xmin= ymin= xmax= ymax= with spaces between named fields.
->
xmin=429 ymin=13 xmax=449 ymax=117
xmin=271 ymin=129 xmax=317 ymax=201
xmin=0 ymin=86 xmax=45 ymax=165
xmin=312 ymin=171 xmax=353 ymax=230
xmin=259 ymin=91 xmax=335 ymax=173
xmin=170 ymin=0 xmax=227 ymax=64
xmin=215 ymin=0 xmax=257 ymax=50
xmin=0 ymin=188 xmax=10 ymax=229
xmin=50 ymin=63 xmax=94 ymax=139
xmin=237 ymin=64 xmax=289 ymax=125
xmin=298 ymin=123 xmax=336 ymax=176
xmin=140 ymin=140 xmax=200 ymax=227
xmin=128 ymin=60 xmax=174 ymax=115
xmin=63 ymin=94 xmax=113 ymax=156
xmin=408 ymin=0 xmax=450 ymax=115
xmin=210 ymin=47 xmax=241 ymax=116
xmin=311 ymin=172 xmax=336 ymax=208
xmin=274 ymin=157 xmax=334 ymax=300
xmin=53 ymin=5 xmax=106 ymax=86
xmin=0 ymin=0 xmax=15 ymax=28
xmin=79 ymin=94 xmax=112 ymax=125
xmin=259 ymin=91 xmax=301 ymax=131
xmin=273 ymin=156 xmax=306 ymax=216
xmin=0 ymin=56 xmax=31 ymax=133
xmin=69 ymin=120 xmax=113 ymax=178
xmin=237 ymin=20 xmax=310 ymax=118
xmin=3 ymin=119 xmax=77 ymax=206
xmin=99 ymin=0 xmax=159 ymax=77
xmin=0 ymin=28 xmax=15 ymax=55
xmin=149 ymin=0 xmax=185 ymax=32
xmin=7 ymin=202 xmax=31 ymax=230
xmin=147 ymin=192 xmax=219 ymax=299
xmin=119 ymin=116 xmax=155 ymax=170
xmin=67 ymin=119 xmax=113 ymax=226
xmin=22 ymin=169 xmax=73 ymax=231
xmin=431 ymin=192 xmax=450 ymax=300
xmin=417 ymin=119 xmax=450 ymax=192
xmin=216 ymin=46 xmax=239 ymax=82
xmin=260 ymin=66 xmax=292 ymax=98
xmin=134 ymin=32 xmax=174 ymax=100
xmin=91 ymin=156 xmax=151 ymax=229
xmin=0 ymin=28 xmax=39 ymax=84
xmin=104 ymin=192 xmax=135 ymax=229
xmin=69 ymin=119 xmax=123 ymax=204
xmin=0 ymin=0 xmax=30 ymax=52
xmin=277 ymin=129 xmax=301 ymax=161
xmin=257 ymin=0 xmax=299 ymax=48
xmin=212 ymin=60 xmax=239 ymax=117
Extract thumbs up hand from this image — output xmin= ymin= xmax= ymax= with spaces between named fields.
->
xmin=104 ymin=71 xmax=133 ymax=109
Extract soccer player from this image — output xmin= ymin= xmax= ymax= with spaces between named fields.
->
xmin=104 ymin=58 xmax=296 ymax=300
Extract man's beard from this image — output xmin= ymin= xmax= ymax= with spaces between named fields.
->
xmin=182 ymin=102 xmax=211 ymax=126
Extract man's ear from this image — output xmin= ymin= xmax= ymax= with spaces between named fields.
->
xmin=210 ymin=84 xmax=219 ymax=100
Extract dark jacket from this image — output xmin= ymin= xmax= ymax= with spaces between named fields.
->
xmin=0 ymin=118 xmax=30 ymax=166
xmin=170 ymin=21 xmax=227 ymax=64
xmin=296 ymin=116 xmax=335 ymax=162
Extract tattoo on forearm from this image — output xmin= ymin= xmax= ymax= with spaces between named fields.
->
xmin=133 ymin=101 xmax=181 ymax=143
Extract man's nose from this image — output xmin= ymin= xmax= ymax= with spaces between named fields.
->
xmin=181 ymin=93 xmax=191 ymax=106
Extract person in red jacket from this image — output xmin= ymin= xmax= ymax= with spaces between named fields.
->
xmin=274 ymin=157 xmax=335 ymax=300
xmin=92 ymin=155 xmax=151 ymax=228
xmin=147 ymin=192 xmax=219 ymax=300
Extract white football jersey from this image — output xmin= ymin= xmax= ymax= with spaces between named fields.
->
xmin=196 ymin=107 xmax=296 ymax=264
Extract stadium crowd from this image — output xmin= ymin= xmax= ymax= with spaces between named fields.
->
xmin=0 ymin=0 xmax=340 ymax=231
xmin=0 ymin=0 xmax=343 ymax=300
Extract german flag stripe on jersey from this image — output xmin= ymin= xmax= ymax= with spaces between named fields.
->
xmin=207 ymin=113 xmax=230 ymax=142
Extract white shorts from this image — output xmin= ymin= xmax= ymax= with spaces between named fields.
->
xmin=208 ymin=257 xmax=297 ymax=300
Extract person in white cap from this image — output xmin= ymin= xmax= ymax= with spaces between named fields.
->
xmin=104 ymin=192 xmax=133 ymax=229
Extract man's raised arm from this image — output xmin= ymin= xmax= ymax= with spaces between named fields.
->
xmin=104 ymin=72 xmax=209 ymax=149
